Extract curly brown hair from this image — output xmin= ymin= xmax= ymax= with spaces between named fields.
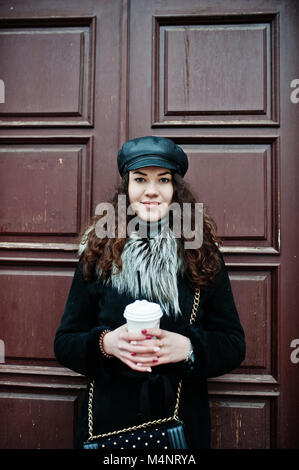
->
xmin=79 ymin=172 xmax=222 ymax=289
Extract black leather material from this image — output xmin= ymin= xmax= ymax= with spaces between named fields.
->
xmin=117 ymin=136 xmax=188 ymax=177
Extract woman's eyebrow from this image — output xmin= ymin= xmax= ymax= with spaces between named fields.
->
xmin=132 ymin=170 xmax=146 ymax=175
xmin=132 ymin=170 xmax=171 ymax=176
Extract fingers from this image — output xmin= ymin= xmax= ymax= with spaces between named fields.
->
xmin=116 ymin=327 xmax=168 ymax=372
xmin=120 ymin=327 xmax=165 ymax=342
xmin=120 ymin=328 xmax=165 ymax=354
xmin=116 ymin=328 xmax=188 ymax=370
xmin=129 ymin=354 xmax=158 ymax=364
xmin=129 ymin=342 xmax=161 ymax=355
xmin=121 ymin=357 xmax=152 ymax=373
xmin=140 ymin=328 xmax=166 ymax=339
xmin=119 ymin=330 xmax=152 ymax=342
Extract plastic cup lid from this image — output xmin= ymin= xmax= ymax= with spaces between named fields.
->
xmin=124 ymin=300 xmax=163 ymax=321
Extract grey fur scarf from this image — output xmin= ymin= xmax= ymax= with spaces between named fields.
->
xmin=79 ymin=227 xmax=183 ymax=317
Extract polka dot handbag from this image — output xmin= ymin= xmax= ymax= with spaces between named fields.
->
xmin=83 ymin=419 xmax=188 ymax=450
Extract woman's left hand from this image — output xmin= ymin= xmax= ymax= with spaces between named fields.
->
xmin=130 ymin=328 xmax=191 ymax=368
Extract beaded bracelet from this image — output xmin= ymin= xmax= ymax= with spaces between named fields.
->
xmin=99 ymin=329 xmax=113 ymax=359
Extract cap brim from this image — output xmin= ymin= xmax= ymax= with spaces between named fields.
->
xmin=125 ymin=155 xmax=178 ymax=173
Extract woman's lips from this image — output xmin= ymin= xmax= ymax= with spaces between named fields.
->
xmin=142 ymin=201 xmax=160 ymax=206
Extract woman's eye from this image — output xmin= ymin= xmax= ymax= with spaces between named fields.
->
xmin=134 ymin=176 xmax=171 ymax=183
xmin=160 ymin=178 xmax=170 ymax=183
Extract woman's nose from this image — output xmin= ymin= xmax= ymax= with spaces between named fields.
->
xmin=144 ymin=182 xmax=159 ymax=197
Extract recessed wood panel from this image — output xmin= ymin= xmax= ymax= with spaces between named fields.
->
xmin=152 ymin=13 xmax=279 ymax=127
xmin=0 ymin=391 xmax=77 ymax=449
xmin=0 ymin=18 xmax=95 ymax=127
xmin=210 ymin=398 xmax=271 ymax=449
xmin=225 ymin=263 xmax=279 ymax=379
xmin=0 ymin=268 xmax=74 ymax=361
xmin=0 ymin=137 xmax=92 ymax=246
xmin=165 ymin=26 xmax=266 ymax=114
xmin=229 ymin=271 xmax=271 ymax=371
xmin=181 ymin=138 xmax=279 ymax=254
xmin=188 ymin=149 xmax=267 ymax=238
xmin=0 ymin=32 xmax=82 ymax=114
xmin=0 ymin=149 xmax=80 ymax=234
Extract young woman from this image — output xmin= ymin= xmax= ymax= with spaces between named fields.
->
xmin=54 ymin=136 xmax=246 ymax=449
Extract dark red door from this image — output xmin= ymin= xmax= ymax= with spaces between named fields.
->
xmin=0 ymin=0 xmax=123 ymax=449
xmin=0 ymin=0 xmax=298 ymax=449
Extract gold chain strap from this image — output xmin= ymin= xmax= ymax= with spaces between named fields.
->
xmin=87 ymin=288 xmax=200 ymax=441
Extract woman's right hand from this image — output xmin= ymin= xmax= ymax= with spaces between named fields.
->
xmin=102 ymin=324 xmax=160 ymax=373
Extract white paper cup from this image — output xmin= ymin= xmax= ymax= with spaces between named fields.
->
xmin=123 ymin=300 xmax=163 ymax=333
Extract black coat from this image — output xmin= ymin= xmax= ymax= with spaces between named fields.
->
xmin=54 ymin=252 xmax=245 ymax=449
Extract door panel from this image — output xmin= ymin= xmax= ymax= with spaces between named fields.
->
xmin=0 ymin=17 xmax=95 ymax=127
xmin=177 ymin=138 xmax=279 ymax=253
xmin=0 ymin=391 xmax=78 ymax=449
xmin=210 ymin=397 xmax=271 ymax=449
xmin=151 ymin=14 xmax=279 ymax=127
xmin=0 ymin=137 xmax=92 ymax=246
xmin=1 ymin=268 xmax=74 ymax=361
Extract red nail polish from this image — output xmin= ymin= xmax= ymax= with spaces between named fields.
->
xmin=152 ymin=358 xmax=158 ymax=363
xmin=131 ymin=352 xmax=136 ymax=356
xmin=146 ymin=335 xmax=152 ymax=339
xmin=141 ymin=329 xmax=147 ymax=334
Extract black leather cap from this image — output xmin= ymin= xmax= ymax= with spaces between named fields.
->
xmin=117 ymin=136 xmax=188 ymax=177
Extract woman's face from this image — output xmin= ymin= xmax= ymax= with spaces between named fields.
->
xmin=128 ymin=166 xmax=174 ymax=222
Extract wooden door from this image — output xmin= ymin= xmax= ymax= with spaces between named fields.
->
xmin=127 ymin=0 xmax=299 ymax=449
xmin=0 ymin=0 xmax=298 ymax=449
xmin=0 ymin=0 xmax=123 ymax=449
